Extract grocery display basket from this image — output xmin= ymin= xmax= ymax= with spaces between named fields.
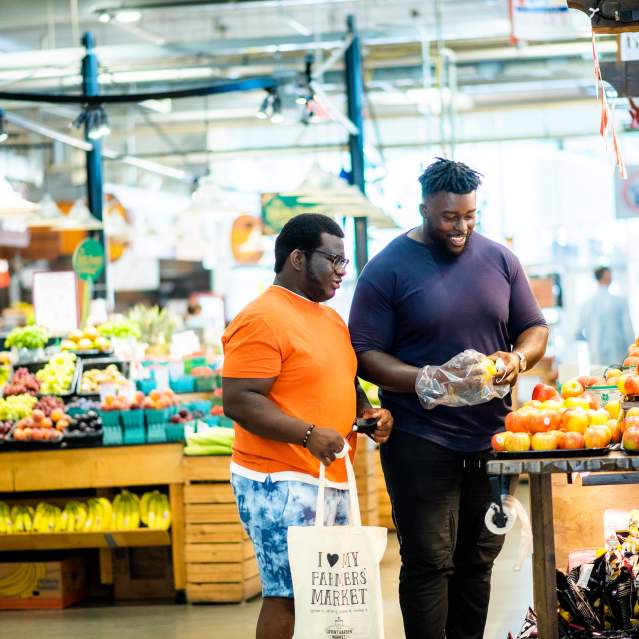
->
xmin=121 ymin=409 xmax=146 ymax=445
xmin=21 ymin=359 xmax=81 ymax=398
xmin=76 ymin=358 xmax=130 ymax=396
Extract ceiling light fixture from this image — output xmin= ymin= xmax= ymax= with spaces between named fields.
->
xmin=115 ymin=10 xmax=141 ymax=23
xmin=73 ymin=105 xmax=110 ymax=140
xmin=98 ymin=11 xmax=111 ymax=23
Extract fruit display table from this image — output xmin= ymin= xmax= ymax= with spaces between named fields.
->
xmin=0 ymin=443 xmax=186 ymax=592
xmin=487 ymin=451 xmax=639 ymax=639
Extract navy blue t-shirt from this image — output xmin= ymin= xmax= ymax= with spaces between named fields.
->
xmin=348 ymin=231 xmax=547 ymax=452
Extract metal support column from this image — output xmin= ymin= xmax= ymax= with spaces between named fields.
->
xmin=344 ymin=15 xmax=368 ymax=275
xmin=81 ymin=32 xmax=109 ymax=303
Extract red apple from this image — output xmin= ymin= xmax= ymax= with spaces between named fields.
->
xmin=561 ymin=378 xmax=585 ymax=399
xmin=623 ymin=357 xmax=639 ymax=368
xmin=531 ymin=383 xmax=559 ymax=402
xmin=622 ymin=426 xmax=639 ymax=452
xmin=491 ymin=431 xmax=508 ymax=452
xmin=621 ymin=416 xmax=639 ymax=434
xmin=584 ymin=424 xmax=612 ymax=448
xmin=529 ymin=410 xmax=560 ymax=434
xmin=557 ymin=431 xmax=585 ymax=449
xmin=561 ymin=408 xmax=590 ymax=434
xmin=505 ymin=432 xmax=531 ymax=452
xmin=581 ymin=392 xmax=601 ymax=410
xmin=531 ymin=431 xmax=559 ymax=451
xmin=624 ymin=375 xmax=639 ymax=396
xmin=505 ymin=411 xmax=529 ymax=433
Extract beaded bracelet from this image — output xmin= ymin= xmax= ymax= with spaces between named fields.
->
xmin=302 ymin=424 xmax=315 ymax=448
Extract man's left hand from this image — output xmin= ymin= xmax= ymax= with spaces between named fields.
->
xmin=359 ymin=407 xmax=394 ymax=444
xmin=488 ymin=351 xmax=521 ymax=387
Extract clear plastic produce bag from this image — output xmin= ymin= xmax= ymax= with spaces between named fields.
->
xmin=415 ymin=349 xmax=510 ymax=409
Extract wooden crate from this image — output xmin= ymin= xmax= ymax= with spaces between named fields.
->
xmin=182 ymin=456 xmax=260 ymax=603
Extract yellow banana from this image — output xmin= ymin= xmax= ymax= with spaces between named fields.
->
xmin=140 ymin=492 xmax=152 ymax=525
xmin=159 ymin=494 xmax=172 ymax=531
xmin=113 ymin=495 xmax=124 ymax=530
xmin=0 ymin=564 xmax=30 ymax=591
xmin=0 ymin=565 xmax=35 ymax=597
xmin=97 ymin=497 xmax=112 ymax=530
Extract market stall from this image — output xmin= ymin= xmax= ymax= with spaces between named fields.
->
xmin=488 ymin=452 xmax=639 ymax=639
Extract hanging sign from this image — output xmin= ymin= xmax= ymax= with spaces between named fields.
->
xmin=261 ymin=194 xmax=317 ymax=232
xmin=509 ymin=0 xmax=577 ymax=43
xmin=33 ymin=271 xmax=78 ymax=335
xmin=73 ymin=238 xmax=105 ymax=281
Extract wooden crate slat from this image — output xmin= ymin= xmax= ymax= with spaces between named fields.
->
xmin=183 ymin=456 xmax=231 ymax=482
xmin=186 ymin=542 xmax=244 ymax=563
xmin=186 ymin=573 xmax=261 ymax=603
xmin=184 ymin=503 xmax=240 ymax=524
xmin=185 ymin=523 xmax=247 ymax=543
xmin=183 ymin=483 xmax=235 ymax=504
xmin=186 ymin=557 xmax=258 ymax=583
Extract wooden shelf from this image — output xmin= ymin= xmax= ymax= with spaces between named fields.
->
xmin=0 ymin=528 xmax=171 ymax=551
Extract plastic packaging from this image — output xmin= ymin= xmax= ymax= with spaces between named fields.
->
xmin=485 ymin=494 xmax=533 ymax=571
xmin=415 ymin=349 xmax=509 ymax=410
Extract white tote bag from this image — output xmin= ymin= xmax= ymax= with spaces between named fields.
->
xmin=288 ymin=446 xmax=388 ymax=639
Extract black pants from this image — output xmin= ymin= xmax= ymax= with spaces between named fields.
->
xmin=380 ymin=430 xmax=505 ymax=639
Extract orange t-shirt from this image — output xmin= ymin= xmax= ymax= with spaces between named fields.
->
xmin=222 ymin=285 xmax=358 ymax=483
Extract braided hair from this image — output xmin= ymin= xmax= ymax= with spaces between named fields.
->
xmin=418 ymin=157 xmax=483 ymax=200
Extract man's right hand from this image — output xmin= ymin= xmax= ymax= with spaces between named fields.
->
xmin=306 ymin=427 xmax=346 ymax=467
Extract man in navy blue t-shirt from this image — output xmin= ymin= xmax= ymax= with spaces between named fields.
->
xmin=348 ymin=158 xmax=548 ymax=639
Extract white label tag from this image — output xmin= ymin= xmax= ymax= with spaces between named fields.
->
xmin=577 ymin=563 xmax=594 ymax=589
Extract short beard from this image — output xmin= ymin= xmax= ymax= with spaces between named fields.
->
xmin=424 ymin=222 xmax=470 ymax=256
xmin=305 ymin=261 xmax=328 ymax=302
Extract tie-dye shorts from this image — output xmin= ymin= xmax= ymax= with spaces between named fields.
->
xmin=230 ymin=473 xmax=350 ymax=598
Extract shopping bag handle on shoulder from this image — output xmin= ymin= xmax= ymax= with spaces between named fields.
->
xmin=316 ymin=442 xmax=362 ymax=528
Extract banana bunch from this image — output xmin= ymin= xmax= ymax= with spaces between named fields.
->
xmin=0 ymin=501 xmax=13 ymax=534
xmin=59 ymin=501 xmax=88 ymax=532
xmin=82 ymin=497 xmax=112 ymax=532
xmin=0 ymin=562 xmax=46 ymax=598
xmin=10 ymin=505 xmax=34 ymax=533
xmin=33 ymin=503 xmax=62 ymax=533
xmin=112 ymin=490 xmax=140 ymax=530
xmin=140 ymin=491 xmax=172 ymax=531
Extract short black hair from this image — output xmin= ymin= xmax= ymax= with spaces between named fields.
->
xmin=274 ymin=213 xmax=344 ymax=273
xmin=594 ymin=266 xmax=610 ymax=282
xmin=418 ymin=157 xmax=483 ymax=200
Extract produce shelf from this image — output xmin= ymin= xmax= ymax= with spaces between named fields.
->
xmin=0 ymin=528 xmax=171 ymax=551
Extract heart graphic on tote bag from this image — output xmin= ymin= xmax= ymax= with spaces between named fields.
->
xmin=327 ymin=553 xmax=339 ymax=567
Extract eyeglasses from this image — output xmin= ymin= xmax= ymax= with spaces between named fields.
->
xmin=308 ymin=249 xmax=350 ymax=272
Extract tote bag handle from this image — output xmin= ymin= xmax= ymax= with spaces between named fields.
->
xmin=316 ymin=442 xmax=362 ymax=528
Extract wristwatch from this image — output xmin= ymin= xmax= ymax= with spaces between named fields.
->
xmin=513 ymin=350 xmax=527 ymax=373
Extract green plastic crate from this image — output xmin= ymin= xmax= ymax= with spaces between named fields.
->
xmin=194 ymin=377 xmax=215 ymax=392
xmin=121 ymin=410 xmax=145 ymax=429
xmin=103 ymin=424 xmax=123 ymax=446
xmin=145 ymin=408 xmax=171 ymax=426
xmin=99 ymin=410 xmax=122 ymax=428
xmin=147 ymin=423 xmax=167 ymax=443
xmin=165 ymin=422 xmax=186 ymax=442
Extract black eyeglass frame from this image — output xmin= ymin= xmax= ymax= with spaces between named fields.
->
xmin=304 ymin=249 xmax=350 ymax=272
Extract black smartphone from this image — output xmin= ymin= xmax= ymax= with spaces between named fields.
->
xmin=353 ymin=417 xmax=378 ymax=436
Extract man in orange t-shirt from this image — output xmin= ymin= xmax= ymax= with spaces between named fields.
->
xmin=222 ymin=213 xmax=393 ymax=639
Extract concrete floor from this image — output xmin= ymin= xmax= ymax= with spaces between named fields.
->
xmin=0 ymin=487 xmax=533 ymax=638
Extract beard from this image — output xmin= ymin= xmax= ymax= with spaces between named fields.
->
xmin=305 ymin=261 xmax=332 ymax=302
xmin=425 ymin=223 xmax=471 ymax=257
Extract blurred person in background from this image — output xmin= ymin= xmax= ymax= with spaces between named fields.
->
xmin=576 ymin=266 xmax=634 ymax=367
